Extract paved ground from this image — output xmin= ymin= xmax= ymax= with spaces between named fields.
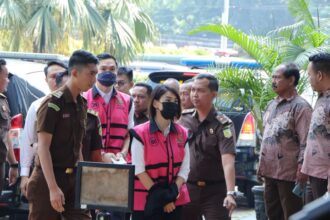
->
xmin=232 ymin=207 xmax=256 ymax=220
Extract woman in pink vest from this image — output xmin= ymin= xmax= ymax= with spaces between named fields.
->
xmin=130 ymin=85 xmax=190 ymax=220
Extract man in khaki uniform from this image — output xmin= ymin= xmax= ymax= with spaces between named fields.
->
xmin=27 ymin=50 xmax=98 ymax=220
xmin=179 ymin=74 xmax=236 ymax=220
xmin=0 ymin=59 xmax=18 ymax=194
xmin=302 ymin=53 xmax=330 ymax=200
xmin=258 ymin=63 xmax=312 ymax=220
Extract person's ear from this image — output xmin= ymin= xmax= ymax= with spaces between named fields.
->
xmin=211 ymin=91 xmax=218 ymax=99
xmin=317 ymin=71 xmax=323 ymax=81
xmin=71 ymin=68 xmax=78 ymax=78
xmin=153 ymin=100 xmax=161 ymax=110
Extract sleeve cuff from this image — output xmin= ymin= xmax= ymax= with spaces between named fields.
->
xmin=20 ymin=167 xmax=31 ymax=177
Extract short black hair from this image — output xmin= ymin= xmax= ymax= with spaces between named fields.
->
xmin=68 ymin=50 xmax=99 ymax=75
xmin=194 ymin=73 xmax=219 ymax=92
xmin=309 ymin=52 xmax=330 ymax=76
xmin=55 ymin=70 xmax=69 ymax=87
xmin=281 ymin=63 xmax=300 ymax=86
xmin=134 ymin=82 xmax=152 ymax=96
xmin=149 ymin=85 xmax=181 ymax=119
xmin=97 ymin=53 xmax=118 ymax=67
xmin=117 ymin=67 xmax=133 ymax=82
xmin=0 ymin=59 xmax=6 ymax=71
xmin=44 ymin=60 xmax=67 ymax=77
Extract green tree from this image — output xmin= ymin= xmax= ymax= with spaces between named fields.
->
xmin=0 ymin=0 xmax=156 ymax=62
xmin=190 ymin=0 xmax=330 ymax=134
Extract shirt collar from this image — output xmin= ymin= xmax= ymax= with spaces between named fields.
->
xmin=135 ymin=111 xmax=149 ymax=119
xmin=149 ymin=118 xmax=177 ymax=134
xmin=275 ymin=89 xmax=298 ymax=103
xmin=92 ymin=84 xmax=117 ymax=98
xmin=62 ymin=86 xmax=84 ymax=104
xmin=319 ymin=89 xmax=330 ymax=98
xmin=192 ymin=106 xmax=217 ymax=123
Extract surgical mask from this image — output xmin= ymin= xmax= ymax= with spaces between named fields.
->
xmin=160 ymin=102 xmax=178 ymax=120
xmin=97 ymin=71 xmax=117 ymax=87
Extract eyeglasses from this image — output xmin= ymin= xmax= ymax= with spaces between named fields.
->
xmin=116 ymin=80 xmax=127 ymax=87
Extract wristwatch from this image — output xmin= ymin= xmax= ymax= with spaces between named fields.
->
xmin=226 ymin=191 xmax=237 ymax=199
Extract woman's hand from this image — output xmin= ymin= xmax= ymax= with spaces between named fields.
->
xmin=163 ymin=202 xmax=176 ymax=213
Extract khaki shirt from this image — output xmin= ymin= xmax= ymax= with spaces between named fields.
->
xmin=178 ymin=107 xmax=236 ymax=182
xmin=258 ymin=92 xmax=312 ymax=181
xmin=302 ymin=90 xmax=330 ymax=180
xmin=0 ymin=93 xmax=10 ymax=162
xmin=37 ymin=86 xmax=87 ymax=168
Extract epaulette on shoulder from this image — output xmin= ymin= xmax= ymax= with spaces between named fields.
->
xmin=181 ymin=108 xmax=195 ymax=115
xmin=216 ymin=112 xmax=232 ymax=126
xmin=52 ymin=90 xmax=64 ymax=99
xmin=87 ymin=109 xmax=99 ymax=117
xmin=0 ymin=93 xmax=6 ymax=99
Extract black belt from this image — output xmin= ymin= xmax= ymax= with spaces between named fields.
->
xmin=36 ymin=166 xmax=77 ymax=174
xmin=187 ymin=180 xmax=224 ymax=187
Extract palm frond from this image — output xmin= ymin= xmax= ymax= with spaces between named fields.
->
xmin=0 ymin=0 xmax=25 ymax=28
xmin=190 ymin=24 xmax=281 ymax=73
xmin=267 ymin=21 xmax=305 ymax=39
xmin=288 ymin=0 xmax=315 ymax=29
xmin=25 ymin=5 xmax=60 ymax=52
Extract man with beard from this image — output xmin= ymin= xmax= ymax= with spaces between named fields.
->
xmin=302 ymin=53 xmax=330 ymax=200
xmin=257 ymin=63 xmax=313 ymax=220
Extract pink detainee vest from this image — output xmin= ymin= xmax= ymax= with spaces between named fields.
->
xmin=85 ymin=87 xmax=131 ymax=154
xmin=131 ymin=121 xmax=190 ymax=210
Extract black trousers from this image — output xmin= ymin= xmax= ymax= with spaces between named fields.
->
xmin=309 ymin=176 xmax=327 ymax=200
xmin=264 ymin=178 xmax=303 ymax=220
xmin=132 ymin=206 xmax=182 ymax=220
xmin=0 ymin=162 xmax=5 ymax=194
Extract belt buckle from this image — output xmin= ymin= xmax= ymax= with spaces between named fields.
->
xmin=65 ymin=168 xmax=73 ymax=174
xmin=197 ymin=181 xmax=206 ymax=187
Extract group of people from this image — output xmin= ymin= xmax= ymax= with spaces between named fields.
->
xmin=0 ymin=50 xmax=236 ymax=220
xmin=257 ymin=53 xmax=330 ymax=220
xmin=0 ymin=49 xmax=328 ymax=220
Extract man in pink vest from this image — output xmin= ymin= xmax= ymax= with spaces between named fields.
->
xmin=84 ymin=53 xmax=134 ymax=162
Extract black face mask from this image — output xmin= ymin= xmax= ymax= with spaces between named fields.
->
xmin=97 ymin=71 xmax=117 ymax=87
xmin=160 ymin=102 xmax=178 ymax=120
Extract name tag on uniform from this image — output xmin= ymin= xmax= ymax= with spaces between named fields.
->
xmin=63 ymin=113 xmax=70 ymax=118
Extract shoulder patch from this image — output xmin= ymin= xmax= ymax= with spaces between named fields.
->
xmin=182 ymin=108 xmax=195 ymax=115
xmin=48 ymin=102 xmax=60 ymax=112
xmin=52 ymin=90 xmax=64 ymax=98
xmin=216 ymin=113 xmax=232 ymax=126
xmin=87 ymin=109 xmax=99 ymax=117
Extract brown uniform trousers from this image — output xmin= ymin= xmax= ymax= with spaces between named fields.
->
xmin=182 ymin=182 xmax=229 ymax=220
xmin=27 ymin=167 xmax=90 ymax=220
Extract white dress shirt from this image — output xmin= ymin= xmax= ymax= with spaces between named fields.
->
xmin=20 ymin=97 xmax=45 ymax=177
